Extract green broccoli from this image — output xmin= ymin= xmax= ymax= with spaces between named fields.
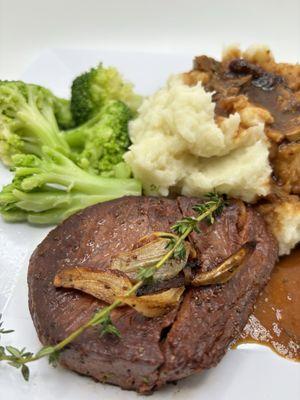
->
xmin=0 ymin=147 xmax=141 ymax=224
xmin=0 ymin=81 xmax=70 ymax=166
xmin=65 ymin=100 xmax=133 ymax=177
xmin=53 ymin=97 xmax=74 ymax=130
xmin=0 ymin=180 xmax=25 ymax=221
xmin=70 ymin=64 xmax=142 ymax=125
xmin=0 ymin=72 xmax=142 ymax=225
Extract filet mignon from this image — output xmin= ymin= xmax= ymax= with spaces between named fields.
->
xmin=28 ymin=196 xmax=278 ymax=393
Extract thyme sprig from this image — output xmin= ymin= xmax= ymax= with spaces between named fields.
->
xmin=0 ymin=192 xmax=225 ymax=380
xmin=171 ymin=216 xmax=201 ymax=236
xmin=137 ymin=266 xmax=156 ymax=282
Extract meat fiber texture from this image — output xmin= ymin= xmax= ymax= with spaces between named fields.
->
xmin=28 ymin=196 xmax=278 ymax=393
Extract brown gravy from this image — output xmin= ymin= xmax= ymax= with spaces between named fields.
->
xmin=235 ymin=248 xmax=300 ymax=361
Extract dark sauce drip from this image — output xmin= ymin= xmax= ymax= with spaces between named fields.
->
xmin=229 ymin=59 xmax=300 ymax=133
xmin=194 ymin=56 xmax=300 ymax=134
xmin=235 ymin=248 xmax=300 ymax=361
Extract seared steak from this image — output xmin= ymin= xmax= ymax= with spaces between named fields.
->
xmin=28 ymin=196 xmax=278 ymax=393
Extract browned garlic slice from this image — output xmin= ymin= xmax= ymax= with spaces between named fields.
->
xmin=118 ymin=287 xmax=185 ymax=317
xmin=110 ymin=237 xmax=191 ymax=282
xmin=192 ymin=242 xmax=255 ymax=286
xmin=54 ymin=267 xmax=132 ymax=305
xmin=53 ymin=239 xmax=252 ymax=318
xmin=53 ymin=266 xmax=184 ymax=317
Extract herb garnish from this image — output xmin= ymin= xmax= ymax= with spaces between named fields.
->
xmin=0 ymin=192 xmax=224 ymax=380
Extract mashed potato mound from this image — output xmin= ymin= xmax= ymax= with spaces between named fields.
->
xmin=124 ymin=75 xmax=272 ymax=202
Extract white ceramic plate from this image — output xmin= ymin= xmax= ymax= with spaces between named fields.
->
xmin=0 ymin=49 xmax=299 ymax=400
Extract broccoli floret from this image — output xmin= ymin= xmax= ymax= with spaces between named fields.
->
xmin=65 ymin=100 xmax=133 ymax=177
xmin=0 ymin=81 xmax=70 ymax=166
xmin=0 ymin=147 xmax=141 ymax=224
xmin=0 ymin=78 xmax=141 ymax=225
xmin=70 ymin=64 xmax=142 ymax=125
xmin=0 ymin=116 xmax=32 ymax=166
xmin=53 ymin=97 xmax=74 ymax=130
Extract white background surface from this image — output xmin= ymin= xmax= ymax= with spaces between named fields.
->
xmin=0 ymin=1 xmax=300 ymax=399
xmin=0 ymin=0 xmax=300 ymax=80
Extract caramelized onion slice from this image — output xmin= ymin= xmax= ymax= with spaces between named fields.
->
xmin=54 ymin=267 xmax=133 ymax=305
xmin=192 ymin=242 xmax=255 ymax=286
xmin=132 ymin=232 xmax=177 ymax=248
xmin=110 ymin=237 xmax=191 ymax=282
xmin=119 ymin=287 xmax=185 ymax=317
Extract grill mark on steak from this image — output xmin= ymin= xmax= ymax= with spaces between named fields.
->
xmin=28 ymin=196 xmax=278 ymax=393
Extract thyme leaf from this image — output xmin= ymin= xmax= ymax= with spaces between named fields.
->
xmin=137 ymin=266 xmax=156 ymax=282
xmin=99 ymin=316 xmax=121 ymax=338
xmin=21 ymin=364 xmax=30 ymax=381
xmin=48 ymin=351 xmax=60 ymax=367
xmin=171 ymin=216 xmax=200 ymax=235
xmin=0 ymin=318 xmax=14 ymax=336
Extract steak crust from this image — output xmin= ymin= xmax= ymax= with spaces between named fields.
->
xmin=158 ymin=198 xmax=277 ymax=386
xmin=28 ymin=196 xmax=278 ymax=393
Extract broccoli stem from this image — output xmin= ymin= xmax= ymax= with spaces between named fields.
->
xmin=14 ymin=148 xmax=141 ymax=195
xmin=3 ymin=191 xmax=128 ymax=225
xmin=0 ymin=209 xmax=27 ymax=222
xmin=0 ymin=147 xmax=142 ymax=225
xmin=20 ymin=170 xmax=141 ymax=196
xmin=22 ymin=142 xmax=42 ymax=157
xmin=63 ymin=129 xmax=87 ymax=149
xmin=13 ymin=189 xmax=74 ymax=212
xmin=19 ymin=102 xmax=70 ymax=155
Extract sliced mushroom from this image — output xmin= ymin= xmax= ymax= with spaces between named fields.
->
xmin=192 ymin=242 xmax=255 ymax=286
xmin=110 ymin=237 xmax=191 ymax=283
xmin=54 ymin=267 xmax=133 ymax=305
xmin=285 ymin=125 xmax=300 ymax=142
xmin=118 ymin=287 xmax=185 ymax=317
